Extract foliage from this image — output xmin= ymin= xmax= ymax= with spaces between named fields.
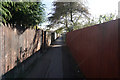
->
xmin=73 ymin=13 xmax=117 ymax=30
xmin=48 ymin=0 xmax=89 ymax=32
xmin=1 ymin=1 xmax=45 ymax=33
xmin=8 ymin=2 xmax=45 ymax=28
xmin=55 ymin=27 xmax=64 ymax=34
xmin=98 ymin=13 xmax=116 ymax=24
xmin=0 ymin=0 xmax=13 ymax=25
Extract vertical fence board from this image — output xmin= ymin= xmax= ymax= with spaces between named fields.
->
xmin=0 ymin=26 xmax=50 ymax=78
xmin=0 ymin=27 xmax=3 ymax=78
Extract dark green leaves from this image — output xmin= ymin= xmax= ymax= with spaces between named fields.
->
xmin=1 ymin=1 xmax=45 ymax=31
xmin=0 ymin=1 xmax=13 ymax=25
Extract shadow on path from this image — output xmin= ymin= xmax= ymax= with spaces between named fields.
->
xmin=23 ymin=36 xmax=85 ymax=79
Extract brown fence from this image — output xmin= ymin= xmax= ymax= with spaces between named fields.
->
xmin=0 ymin=25 xmax=59 ymax=78
xmin=0 ymin=25 xmax=43 ymax=78
xmin=66 ymin=19 xmax=119 ymax=78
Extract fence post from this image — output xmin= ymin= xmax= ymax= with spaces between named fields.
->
xmin=0 ymin=26 xmax=4 ymax=79
xmin=0 ymin=27 xmax=2 ymax=79
xmin=118 ymin=1 xmax=120 ymax=77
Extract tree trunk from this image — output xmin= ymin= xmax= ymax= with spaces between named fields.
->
xmin=70 ymin=2 xmax=73 ymax=23
xmin=65 ymin=15 xmax=70 ymax=32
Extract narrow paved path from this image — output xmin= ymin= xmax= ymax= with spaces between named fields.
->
xmin=25 ymin=36 xmax=84 ymax=79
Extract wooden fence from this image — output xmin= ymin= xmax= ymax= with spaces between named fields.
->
xmin=0 ymin=25 xmax=58 ymax=78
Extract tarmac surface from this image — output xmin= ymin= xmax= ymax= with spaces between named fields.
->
xmin=25 ymin=36 xmax=85 ymax=79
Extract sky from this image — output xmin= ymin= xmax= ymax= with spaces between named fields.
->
xmin=88 ymin=0 xmax=119 ymax=18
xmin=40 ymin=0 xmax=120 ymax=29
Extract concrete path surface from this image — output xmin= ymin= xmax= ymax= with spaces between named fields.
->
xmin=24 ymin=36 xmax=85 ymax=79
